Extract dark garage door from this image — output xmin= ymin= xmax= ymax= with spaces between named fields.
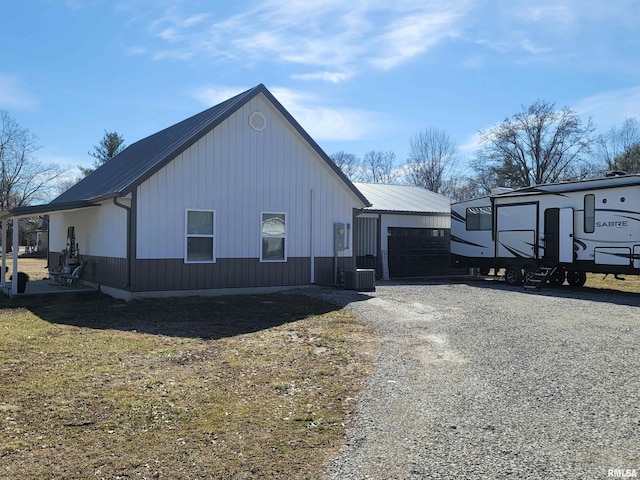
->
xmin=388 ymin=227 xmax=451 ymax=277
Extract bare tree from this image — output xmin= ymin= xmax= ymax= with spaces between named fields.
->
xmin=404 ymin=127 xmax=457 ymax=193
xmin=471 ymin=100 xmax=597 ymax=190
xmin=80 ymin=130 xmax=125 ymax=177
xmin=596 ymin=118 xmax=640 ymax=173
xmin=361 ymin=150 xmax=399 ymax=184
xmin=439 ymin=175 xmax=485 ymax=202
xmin=0 ymin=111 xmax=63 ymax=210
xmin=613 ymin=143 xmax=640 ymax=173
xmin=330 ymin=151 xmax=361 ymax=181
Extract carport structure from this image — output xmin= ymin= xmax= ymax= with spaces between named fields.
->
xmin=0 ymin=202 xmax=98 ymax=296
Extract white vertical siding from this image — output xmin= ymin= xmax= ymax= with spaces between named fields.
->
xmin=48 ymin=201 xmax=127 ymax=257
xmin=355 ymin=216 xmax=377 ymax=256
xmin=135 ymin=94 xmax=363 ymax=260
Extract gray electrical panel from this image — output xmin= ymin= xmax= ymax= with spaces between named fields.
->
xmin=334 ymin=222 xmax=346 ymax=251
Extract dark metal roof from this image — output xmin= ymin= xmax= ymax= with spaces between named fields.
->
xmin=4 ymin=83 xmax=368 ymax=219
xmin=53 ymin=86 xmax=256 ymax=204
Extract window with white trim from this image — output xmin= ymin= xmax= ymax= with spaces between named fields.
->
xmin=261 ymin=212 xmax=286 ymax=261
xmin=185 ymin=209 xmax=215 ymax=263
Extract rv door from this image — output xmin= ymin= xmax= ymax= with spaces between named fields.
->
xmin=559 ymin=207 xmax=574 ymax=263
xmin=543 ymin=207 xmax=574 ymax=263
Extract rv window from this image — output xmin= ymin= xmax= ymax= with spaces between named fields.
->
xmin=584 ymin=194 xmax=595 ymax=233
xmin=466 ymin=207 xmax=492 ymax=231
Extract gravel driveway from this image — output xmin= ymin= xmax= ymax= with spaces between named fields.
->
xmin=313 ymin=280 xmax=640 ymax=480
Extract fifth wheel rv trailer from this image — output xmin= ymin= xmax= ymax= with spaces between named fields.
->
xmin=451 ymin=174 xmax=640 ymax=288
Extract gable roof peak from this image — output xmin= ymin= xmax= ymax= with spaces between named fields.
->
xmin=49 ymin=83 xmax=368 ymax=207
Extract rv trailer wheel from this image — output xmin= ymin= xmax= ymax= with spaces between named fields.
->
xmin=549 ymin=267 xmax=566 ymax=286
xmin=567 ymin=271 xmax=587 ymax=287
xmin=524 ymin=266 xmax=537 ymax=283
xmin=504 ymin=267 xmax=523 ymax=286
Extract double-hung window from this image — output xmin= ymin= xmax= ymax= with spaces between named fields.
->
xmin=261 ymin=212 xmax=286 ymax=261
xmin=185 ymin=209 xmax=215 ymax=263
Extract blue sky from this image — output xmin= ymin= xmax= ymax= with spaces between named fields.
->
xmin=2 ymin=0 xmax=639 ymax=182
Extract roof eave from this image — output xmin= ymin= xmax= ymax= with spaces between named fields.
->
xmin=0 ymin=200 xmax=101 ymax=220
xmin=359 ymin=209 xmax=450 ymax=216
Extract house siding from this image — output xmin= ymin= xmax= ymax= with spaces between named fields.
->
xmin=48 ymin=201 xmax=128 ymax=258
xmin=49 ymin=252 xmax=127 ymax=288
xmin=132 ymin=93 xmax=361 ymax=291
xmin=130 ymin=256 xmax=354 ymax=292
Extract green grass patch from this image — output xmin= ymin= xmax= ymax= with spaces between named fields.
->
xmin=0 ymin=292 xmax=378 ymax=479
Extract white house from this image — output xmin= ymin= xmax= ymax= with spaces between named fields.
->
xmin=1 ymin=84 xmax=370 ymax=299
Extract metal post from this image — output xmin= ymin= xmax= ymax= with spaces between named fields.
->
xmin=1 ymin=219 xmax=6 ymax=289
xmin=11 ymin=217 xmax=18 ymax=295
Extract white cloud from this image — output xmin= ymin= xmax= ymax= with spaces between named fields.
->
xmin=470 ymin=0 xmax=637 ymax=65
xmin=134 ymin=1 xmax=469 ymax=77
xmin=462 ymin=55 xmax=486 ymax=69
xmin=573 ymin=86 xmax=640 ymax=129
xmin=291 ymin=71 xmax=354 ymax=83
xmin=270 ymin=87 xmax=379 ymax=141
xmin=0 ymin=74 xmax=37 ymax=110
xmin=184 ymin=86 xmax=248 ymax=106
xmin=125 ymin=45 xmax=147 ymax=56
xmin=184 ymin=84 xmax=384 ymax=142
xmin=459 ymin=131 xmax=483 ymax=155
xmin=371 ymin=9 xmax=463 ymax=70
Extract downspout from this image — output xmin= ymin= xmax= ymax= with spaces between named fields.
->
xmin=309 ymin=189 xmax=315 ymax=284
xmin=377 ymin=214 xmax=383 ymax=279
xmin=113 ymin=197 xmax=131 ymax=288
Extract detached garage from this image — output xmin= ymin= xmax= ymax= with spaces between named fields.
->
xmin=353 ymin=183 xmax=455 ymax=279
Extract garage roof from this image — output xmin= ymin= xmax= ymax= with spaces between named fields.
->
xmin=354 ymin=183 xmax=450 ymax=215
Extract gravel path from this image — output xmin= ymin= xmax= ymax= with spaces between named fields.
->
xmin=313 ymin=280 xmax=640 ymax=480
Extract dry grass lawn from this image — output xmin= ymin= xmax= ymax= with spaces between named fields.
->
xmin=1 ymin=256 xmax=50 ymax=282
xmin=585 ymin=272 xmax=640 ymax=293
xmin=0 ymin=283 xmax=379 ymax=479
xmin=1 ymin=257 xmax=638 ymax=479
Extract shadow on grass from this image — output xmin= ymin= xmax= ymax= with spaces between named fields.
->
xmin=0 ymin=291 xmax=355 ymax=340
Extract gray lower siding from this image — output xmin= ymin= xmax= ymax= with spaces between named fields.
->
xmin=49 ymin=252 xmax=128 ymax=288
xmin=49 ymin=253 xmax=354 ymax=292
xmin=130 ymin=256 xmax=354 ymax=292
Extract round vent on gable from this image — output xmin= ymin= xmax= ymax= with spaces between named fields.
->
xmin=249 ymin=111 xmax=267 ymax=131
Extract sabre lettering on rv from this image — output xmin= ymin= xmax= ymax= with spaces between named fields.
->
xmin=596 ymin=221 xmax=628 ymax=228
